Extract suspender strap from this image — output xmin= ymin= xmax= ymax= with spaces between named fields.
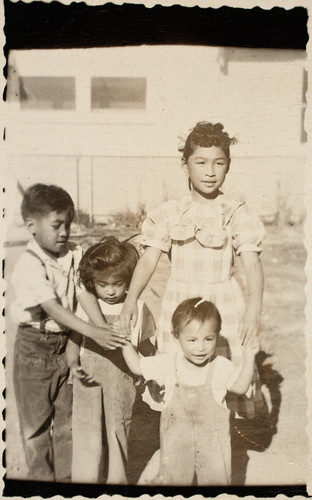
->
xmin=25 ymin=249 xmax=48 ymax=332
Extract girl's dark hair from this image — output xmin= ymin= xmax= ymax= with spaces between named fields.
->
xmin=172 ymin=297 xmax=221 ymax=338
xmin=79 ymin=236 xmax=139 ymax=295
xmin=21 ymin=183 xmax=75 ymax=221
xmin=183 ymin=121 xmax=237 ymax=163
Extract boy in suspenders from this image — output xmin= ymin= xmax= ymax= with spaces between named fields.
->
xmin=10 ymin=184 xmax=126 ymax=481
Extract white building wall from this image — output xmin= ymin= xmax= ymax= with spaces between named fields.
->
xmin=218 ymin=49 xmax=306 ymax=157
xmin=6 ymin=46 xmax=307 ymax=237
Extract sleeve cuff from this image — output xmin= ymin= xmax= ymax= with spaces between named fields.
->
xmin=140 ymin=239 xmax=170 ymax=253
xmin=225 ymin=367 xmax=241 ymax=392
xmin=19 ymin=291 xmax=57 ymax=310
xmin=236 ymin=244 xmax=262 ymax=255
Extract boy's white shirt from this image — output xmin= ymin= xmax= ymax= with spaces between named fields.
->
xmin=10 ymin=238 xmax=82 ymax=332
xmin=77 ymin=298 xmax=145 ymax=348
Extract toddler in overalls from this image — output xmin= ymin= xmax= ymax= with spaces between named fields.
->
xmin=122 ymin=297 xmax=258 ymax=485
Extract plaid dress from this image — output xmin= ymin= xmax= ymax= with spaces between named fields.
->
xmin=141 ymin=191 xmax=264 ymax=418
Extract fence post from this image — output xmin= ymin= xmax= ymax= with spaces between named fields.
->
xmin=76 ymin=157 xmax=80 ymax=214
xmin=90 ymin=157 xmax=94 ymax=226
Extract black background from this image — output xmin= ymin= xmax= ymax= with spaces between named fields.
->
xmin=4 ymin=2 xmax=308 ymax=52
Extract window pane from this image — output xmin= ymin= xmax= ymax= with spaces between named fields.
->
xmin=19 ymin=77 xmax=75 ymax=110
xmin=91 ymin=77 xmax=146 ymax=110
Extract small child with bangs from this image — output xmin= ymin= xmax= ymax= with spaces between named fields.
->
xmin=66 ymin=237 xmax=156 ymax=484
xmin=122 ymin=297 xmax=258 ymax=486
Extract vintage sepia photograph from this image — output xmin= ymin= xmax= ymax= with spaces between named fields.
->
xmin=2 ymin=0 xmax=310 ymax=496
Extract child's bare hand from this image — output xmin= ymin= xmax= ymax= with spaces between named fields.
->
xmin=91 ymin=325 xmax=127 ymax=350
xmin=81 ymin=373 xmax=100 ymax=385
xmin=120 ymin=337 xmax=133 ymax=351
xmin=118 ymin=301 xmax=138 ymax=337
xmin=242 ymin=334 xmax=259 ymax=357
xmin=71 ymin=364 xmax=89 ymax=381
xmin=71 ymin=365 xmax=100 ymax=386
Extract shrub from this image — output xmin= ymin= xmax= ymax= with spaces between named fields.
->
xmin=74 ymin=209 xmax=93 ymax=228
xmin=109 ymin=204 xmax=146 ymax=230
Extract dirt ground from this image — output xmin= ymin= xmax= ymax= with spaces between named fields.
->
xmin=4 ymin=224 xmax=308 ymax=487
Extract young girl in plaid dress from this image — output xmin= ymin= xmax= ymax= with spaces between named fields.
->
xmin=119 ymin=121 xmax=264 ymax=419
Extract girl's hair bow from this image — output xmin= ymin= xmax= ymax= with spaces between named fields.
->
xmin=177 ymin=127 xmax=193 ymax=153
xmin=194 ymin=297 xmax=207 ymax=308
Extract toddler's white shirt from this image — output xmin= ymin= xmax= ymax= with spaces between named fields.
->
xmin=140 ymin=352 xmax=241 ymax=411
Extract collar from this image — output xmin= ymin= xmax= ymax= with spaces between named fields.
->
xmin=175 ymin=351 xmax=214 ymax=384
xmin=176 ymin=191 xmax=245 ymax=225
xmin=27 ymin=238 xmax=74 ymax=274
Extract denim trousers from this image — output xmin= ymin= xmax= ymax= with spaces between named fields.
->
xmin=13 ymin=325 xmax=72 ymax=482
xmin=71 ymin=343 xmax=136 ymax=484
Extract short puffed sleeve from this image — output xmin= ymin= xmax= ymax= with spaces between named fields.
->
xmin=230 ymin=204 xmax=264 ymax=255
xmin=140 ymin=353 xmax=173 ymax=385
xmin=140 ymin=353 xmax=176 ymax=411
xmin=211 ymin=357 xmax=240 ymax=407
xmin=212 ymin=356 xmax=253 ymax=407
xmin=11 ymin=252 xmax=57 ymax=311
xmin=141 ymin=202 xmax=175 ymax=253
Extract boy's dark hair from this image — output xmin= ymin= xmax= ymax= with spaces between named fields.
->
xmin=183 ymin=121 xmax=237 ymax=164
xmin=21 ymin=183 xmax=75 ymax=221
xmin=79 ymin=236 xmax=139 ymax=295
xmin=172 ymin=297 xmax=222 ymax=338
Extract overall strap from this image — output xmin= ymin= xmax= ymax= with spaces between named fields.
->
xmin=26 ymin=249 xmax=48 ymax=330
xmin=174 ymin=353 xmax=182 ymax=385
xmin=205 ymin=354 xmax=216 ymax=382
xmin=175 ymin=354 xmax=214 ymax=387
